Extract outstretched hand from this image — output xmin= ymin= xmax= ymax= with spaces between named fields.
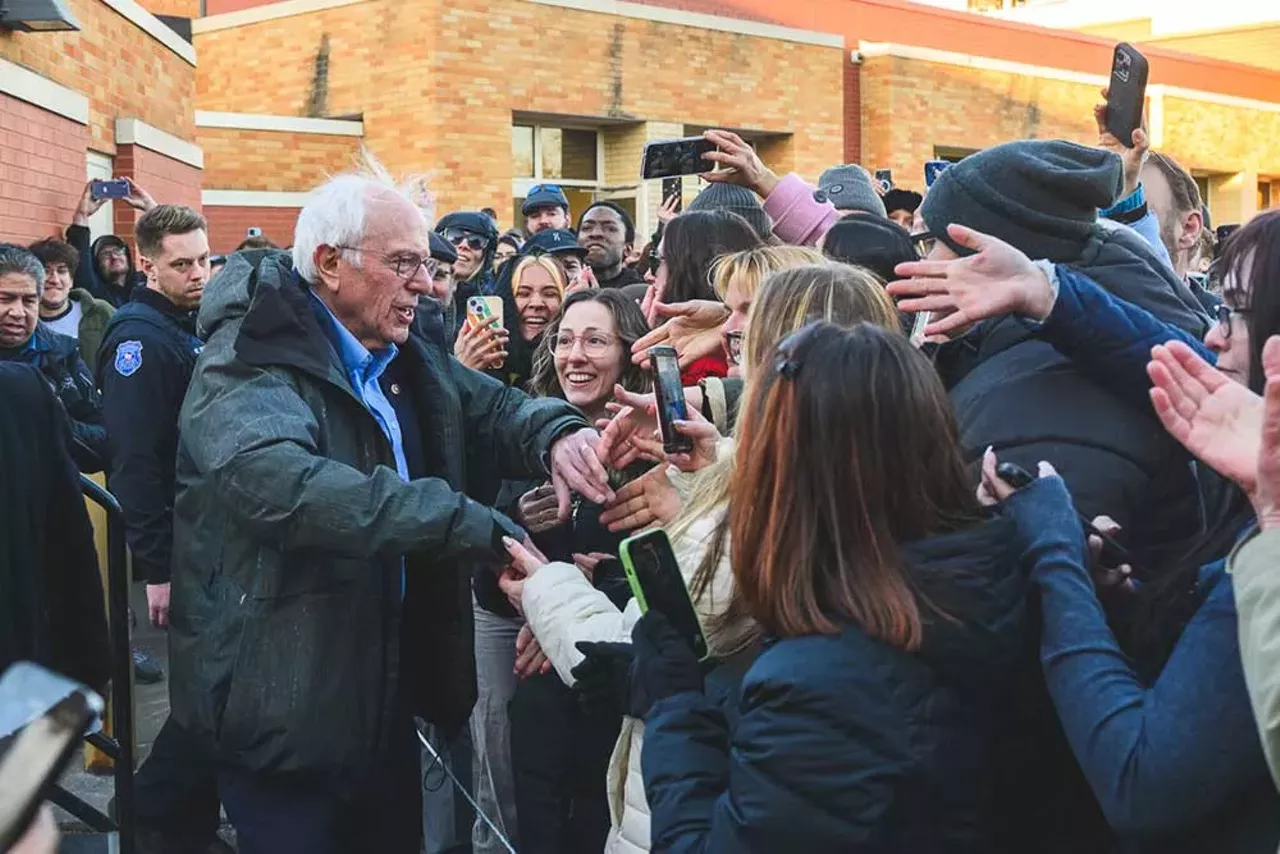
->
xmin=1253 ymin=336 xmax=1280 ymax=530
xmin=1147 ymin=341 xmax=1262 ymax=493
xmin=887 ymin=224 xmax=1056 ymax=338
xmin=549 ymin=427 xmax=614 ymax=519
xmin=631 ymin=299 xmax=729 ymax=369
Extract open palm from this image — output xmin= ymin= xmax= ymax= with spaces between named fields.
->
xmin=1148 ymin=341 xmax=1261 ymax=493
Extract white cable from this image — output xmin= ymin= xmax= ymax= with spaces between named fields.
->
xmin=414 ymin=720 xmax=518 ymax=854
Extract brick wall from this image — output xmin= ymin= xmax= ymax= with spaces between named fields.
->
xmin=197 ymin=127 xmax=360 ymax=191
xmin=0 ymin=0 xmax=196 ymax=153
xmin=111 ymin=145 xmax=203 ymax=248
xmin=0 ymin=93 xmax=89 ymax=243
xmin=194 ymin=0 xmax=845 ymax=216
xmin=138 ymin=0 xmax=200 ymax=18
xmin=204 ymin=206 xmax=300 ymax=253
xmin=844 ymin=56 xmax=861 ymax=165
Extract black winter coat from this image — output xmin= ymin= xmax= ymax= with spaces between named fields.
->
xmin=0 ymin=364 xmax=109 ymax=692
xmin=641 ymin=508 xmax=1033 ymax=853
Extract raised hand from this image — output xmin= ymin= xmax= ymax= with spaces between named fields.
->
xmin=122 ymin=176 xmax=158 ymax=213
xmin=1254 ymin=336 xmax=1280 ymax=529
xmin=1147 ymin=341 xmax=1261 ymax=493
xmin=454 ymin=314 xmax=508 ymax=371
xmin=516 ymin=484 xmax=560 ymax=533
xmin=1095 ymin=87 xmax=1149 ymax=198
xmin=599 ymin=466 xmax=682 ymax=533
xmin=699 ymin=129 xmax=779 ymax=199
xmin=631 ymin=299 xmax=730 ymax=369
xmin=73 ymin=181 xmax=108 ymax=227
xmin=549 ymin=427 xmax=613 ymax=519
xmin=888 ymin=224 xmax=1056 ymax=338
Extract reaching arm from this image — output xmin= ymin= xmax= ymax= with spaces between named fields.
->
xmin=522 ymin=561 xmax=640 ymax=683
xmin=182 ymin=359 xmax=514 ymax=563
xmin=1008 ymin=478 xmax=1266 ymax=831
xmin=1038 ymin=265 xmax=1213 ymax=413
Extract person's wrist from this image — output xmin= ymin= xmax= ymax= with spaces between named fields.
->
xmin=754 ymin=169 xmax=780 ymax=199
xmin=1024 ymin=260 xmax=1059 ymax=321
xmin=72 ymin=211 xmax=89 ymax=227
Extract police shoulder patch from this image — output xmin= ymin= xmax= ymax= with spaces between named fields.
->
xmin=114 ymin=340 xmax=143 ymax=377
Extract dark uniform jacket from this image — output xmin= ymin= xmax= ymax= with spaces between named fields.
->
xmin=97 ymin=288 xmax=203 ymax=586
xmin=168 ymin=251 xmax=586 ymax=784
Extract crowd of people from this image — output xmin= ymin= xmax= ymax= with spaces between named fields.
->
xmin=6 ymin=86 xmax=1280 ymax=854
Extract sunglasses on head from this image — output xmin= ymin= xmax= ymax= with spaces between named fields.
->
xmin=444 ymin=229 xmax=487 ymax=252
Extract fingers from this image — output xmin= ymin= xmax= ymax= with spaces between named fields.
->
xmin=600 ymin=493 xmax=648 ymax=530
xmin=979 ymin=446 xmax=1017 ymax=503
xmin=1091 ymin=514 xmax=1122 ymax=537
xmin=946 ymin=223 xmax=989 ymax=253
xmin=633 ymin=325 xmax=671 ymax=358
xmin=1131 ymin=126 xmax=1149 ymax=151
xmin=551 ymin=470 xmax=571 ymax=523
xmin=502 ymin=535 xmax=543 ymax=576
xmin=1165 ymin=341 xmax=1228 ymax=392
xmin=1263 ymin=335 xmax=1280 ymax=380
xmin=1037 ymin=461 xmax=1059 ymax=478
xmin=516 ymin=623 xmax=532 ymax=653
xmin=614 ymin=385 xmax=656 ymax=410
xmin=892 ymin=260 xmax=955 ymax=281
xmin=1262 ymin=375 xmax=1280 ymax=460
xmin=924 ymin=310 xmax=978 ymax=338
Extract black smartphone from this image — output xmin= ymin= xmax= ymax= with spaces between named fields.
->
xmin=641 ymin=137 xmax=717 ymax=180
xmin=995 ymin=461 xmax=1136 ymax=569
xmin=924 ymin=160 xmax=950 ymax=188
xmin=649 ymin=345 xmax=693 ymax=454
xmin=874 ymin=169 xmax=893 ymax=193
xmin=1216 ymin=224 xmax=1240 ymax=246
xmin=661 ymin=177 xmax=684 ymax=213
xmin=620 ymin=529 xmax=709 ymax=660
xmin=1105 ymin=43 xmax=1149 ymax=148
xmin=0 ymin=662 xmax=104 ymax=849
xmin=90 ymin=178 xmax=130 ymax=201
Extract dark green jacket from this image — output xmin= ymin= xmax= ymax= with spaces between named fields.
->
xmin=68 ymin=288 xmax=114 ymax=376
xmin=169 ymin=251 xmax=586 ymax=783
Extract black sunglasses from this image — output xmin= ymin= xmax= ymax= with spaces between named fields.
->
xmin=444 ymin=229 xmax=487 ymax=252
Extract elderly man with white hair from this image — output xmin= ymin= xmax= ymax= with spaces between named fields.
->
xmin=167 ymin=172 xmax=609 ymax=853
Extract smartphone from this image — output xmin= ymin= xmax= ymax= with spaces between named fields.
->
xmin=246 ymin=226 xmax=263 ymax=237
xmin=874 ymin=169 xmax=893 ymax=193
xmin=466 ymin=295 xmax=504 ymax=332
xmin=995 ymin=461 xmax=1136 ymax=569
xmin=649 ymin=345 xmax=693 ymax=454
xmin=89 ymin=179 xmax=129 ymax=201
xmin=620 ymin=529 xmax=709 ymax=660
xmin=1105 ymin=43 xmax=1149 ymax=148
xmin=909 ymin=310 xmax=933 ymax=347
xmin=924 ymin=160 xmax=950 ymax=188
xmin=661 ymin=177 xmax=683 ymax=213
xmin=1216 ymin=224 xmax=1240 ymax=246
xmin=0 ymin=662 xmax=104 ymax=849
xmin=641 ymin=137 xmax=717 ymax=180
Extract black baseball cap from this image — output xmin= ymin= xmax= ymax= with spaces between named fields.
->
xmin=521 ymin=184 xmax=569 ymax=216
xmin=523 ymin=228 xmax=587 ymax=257
xmin=428 ymin=231 xmax=458 ymax=265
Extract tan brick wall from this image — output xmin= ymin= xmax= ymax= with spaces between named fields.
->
xmin=860 ymin=56 xmax=1099 ymax=194
xmin=1160 ymin=97 xmax=1280 ymax=177
xmin=195 ymin=0 xmax=844 ymax=218
xmin=197 ymin=127 xmax=361 ymax=191
xmin=138 ymin=0 xmax=200 ymax=18
xmin=0 ymin=0 xmax=196 ymax=153
xmin=0 ymin=93 xmax=89 ymax=242
xmin=1143 ymin=25 xmax=1280 ymax=73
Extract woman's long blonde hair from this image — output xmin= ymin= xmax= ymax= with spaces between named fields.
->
xmin=669 ymin=262 xmax=900 ymax=653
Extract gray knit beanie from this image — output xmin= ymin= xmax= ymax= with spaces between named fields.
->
xmin=920 ymin=140 xmax=1123 ymax=261
xmin=686 ymin=183 xmax=773 ymax=239
xmin=818 ymin=164 xmax=887 ymax=218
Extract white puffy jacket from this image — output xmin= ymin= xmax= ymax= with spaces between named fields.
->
xmin=522 ymin=463 xmax=742 ymax=854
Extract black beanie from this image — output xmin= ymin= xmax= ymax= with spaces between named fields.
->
xmin=820 ymin=216 xmax=916 ymax=285
xmin=920 ymin=140 xmax=1123 ymax=262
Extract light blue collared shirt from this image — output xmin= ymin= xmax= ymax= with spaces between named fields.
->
xmin=308 ymin=290 xmax=409 ymax=483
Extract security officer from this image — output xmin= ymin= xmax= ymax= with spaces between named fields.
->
xmin=97 ymin=205 xmax=229 ymax=853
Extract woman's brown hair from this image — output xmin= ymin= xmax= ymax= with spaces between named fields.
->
xmin=729 ymin=322 xmax=982 ymax=646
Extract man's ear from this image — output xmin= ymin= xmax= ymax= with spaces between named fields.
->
xmin=137 ymin=253 xmax=156 ymax=284
xmin=1178 ymin=209 xmax=1203 ymax=253
xmin=314 ymin=244 xmax=343 ymax=292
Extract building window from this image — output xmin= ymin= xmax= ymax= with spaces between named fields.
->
xmin=1260 ymin=180 xmax=1272 ymax=211
xmin=511 ymin=120 xmax=605 ymax=228
xmin=933 ymin=145 xmax=979 ymax=162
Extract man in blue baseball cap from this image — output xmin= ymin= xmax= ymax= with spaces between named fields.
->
xmin=523 ymin=228 xmax=589 ymax=286
xmin=521 ymin=184 xmax=571 ymax=235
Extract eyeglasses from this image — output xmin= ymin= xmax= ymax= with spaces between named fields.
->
xmin=98 ymin=247 xmax=127 ymax=260
xmin=443 ymin=230 xmax=488 ymax=252
xmin=647 ymin=247 xmax=663 ymax=276
xmin=334 ymin=245 xmax=438 ymax=281
xmin=1215 ymin=303 xmax=1250 ymax=340
xmin=909 ymin=232 xmax=938 ymax=259
xmin=552 ymin=331 xmax=618 ymax=357
xmin=723 ymin=330 xmax=743 ymax=366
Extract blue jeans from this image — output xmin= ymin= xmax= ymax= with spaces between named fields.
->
xmin=469 ymin=596 xmax=523 ymax=853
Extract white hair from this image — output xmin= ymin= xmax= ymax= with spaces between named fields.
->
xmin=292 ymin=148 xmax=435 ymax=283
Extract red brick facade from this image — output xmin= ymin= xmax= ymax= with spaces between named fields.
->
xmin=0 ymin=93 xmax=90 ymax=243
xmin=205 ymin=205 xmax=300 ymax=253
xmin=112 ymin=145 xmax=204 ymax=248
